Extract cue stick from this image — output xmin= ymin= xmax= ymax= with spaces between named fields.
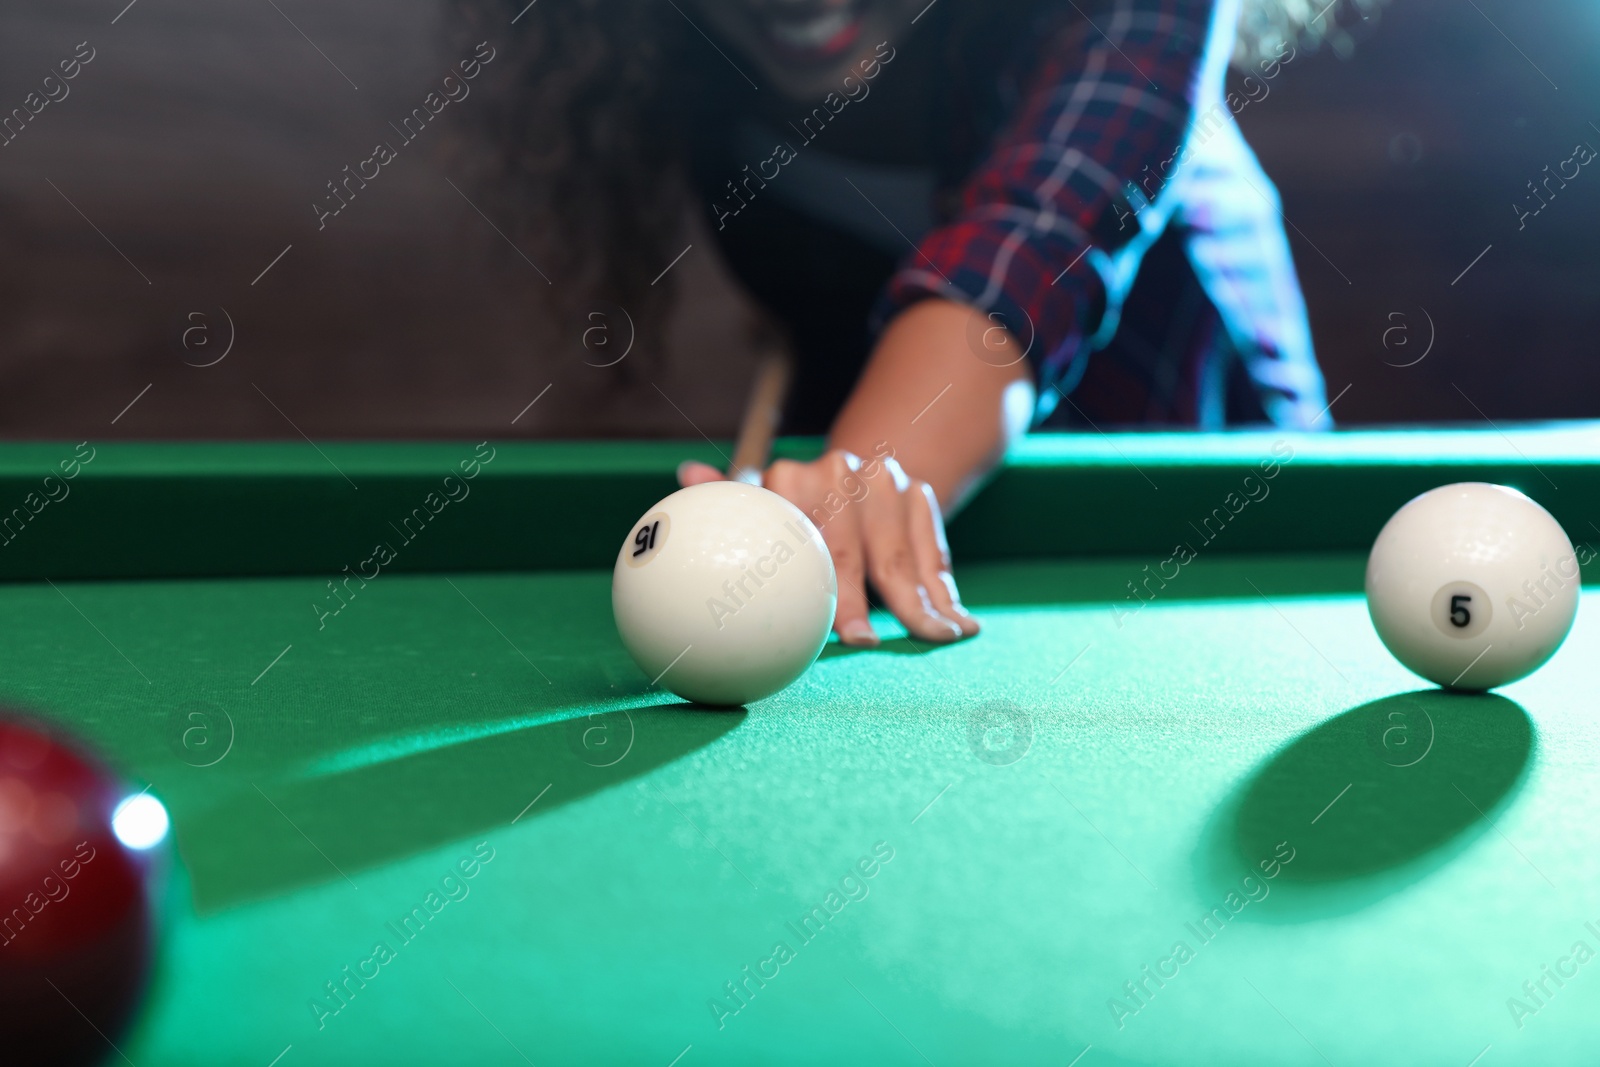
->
xmin=728 ymin=333 xmax=793 ymax=485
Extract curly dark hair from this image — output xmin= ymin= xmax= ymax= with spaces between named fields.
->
xmin=448 ymin=0 xmax=688 ymax=356
xmin=449 ymin=0 xmax=1387 ymax=351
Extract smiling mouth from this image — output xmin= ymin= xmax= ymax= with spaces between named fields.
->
xmin=760 ymin=2 xmax=865 ymax=64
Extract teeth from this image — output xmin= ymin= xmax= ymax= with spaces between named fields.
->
xmin=769 ymin=9 xmax=854 ymax=48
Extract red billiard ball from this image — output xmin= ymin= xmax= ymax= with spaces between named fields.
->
xmin=0 ymin=713 xmax=167 ymax=1065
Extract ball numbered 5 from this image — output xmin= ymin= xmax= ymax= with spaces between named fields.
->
xmin=1366 ymin=483 xmax=1579 ymax=690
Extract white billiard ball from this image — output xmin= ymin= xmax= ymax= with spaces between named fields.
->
xmin=1366 ymin=482 xmax=1579 ymax=691
xmin=612 ymin=481 xmax=837 ymax=706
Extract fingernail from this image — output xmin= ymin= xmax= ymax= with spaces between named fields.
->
xmin=943 ymin=599 xmax=979 ymax=635
xmin=950 ymin=610 xmax=980 ymax=636
xmin=675 ymin=460 xmax=696 ymax=485
xmin=939 ymin=573 xmax=975 ymax=622
xmin=840 ymin=621 xmax=879 ymax=647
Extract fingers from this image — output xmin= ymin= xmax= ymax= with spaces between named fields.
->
xmin=858 ymin=459 xmax=963 ymax=643
xmin=771 ymin=453 xmax=873 ymax=646
xmin=765 ymin=449 xmax=975 ymax=648
xmin=908 ymin=481 xmax=979 ymax=636
xmin=818 ymin=485 xmax=876 ymax=647
xmin=676 ymin=460 xmax=725 ymax=487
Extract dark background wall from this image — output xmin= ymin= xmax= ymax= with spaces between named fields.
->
xmin=0 ymin=0 xmax=1595 ymax=440
xmin=1239 ymin=0 xmax=1600 ymax=426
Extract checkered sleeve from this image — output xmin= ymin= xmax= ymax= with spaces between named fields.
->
xmin=878 ymin=0 xmax=1232 ymax=388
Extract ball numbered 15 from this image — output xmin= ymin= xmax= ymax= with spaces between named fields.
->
xmin=612 ymin=481 xmax=837 ymax=707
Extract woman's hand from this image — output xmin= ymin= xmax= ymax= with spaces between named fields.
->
xmin=677 ymin=450 xmax=978 ymax=647
xmin=678 ymin=297 xmax=1031 ymax=646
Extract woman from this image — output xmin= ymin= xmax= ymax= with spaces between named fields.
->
xmin=458 ymin=0 xmax=1363 ymax=647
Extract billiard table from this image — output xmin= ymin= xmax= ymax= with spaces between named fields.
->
xmin=5 ymin=426 xmax=1599 ymax=1066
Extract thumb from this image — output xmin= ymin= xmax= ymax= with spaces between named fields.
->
xmin=676 ymin=460 xmax=726 ymax=487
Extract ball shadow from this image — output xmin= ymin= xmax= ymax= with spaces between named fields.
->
xmin=1195 ymin=689 xmax=1535 ymax=922
xmin=181 ymin=700 xmax=745 ymax=911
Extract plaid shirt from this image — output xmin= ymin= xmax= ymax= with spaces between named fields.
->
xmin=877 ymin=0 xmax=1329 ymax=429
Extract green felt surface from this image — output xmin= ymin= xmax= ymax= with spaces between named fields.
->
xmin=5 ymin=551 xmax=1597 ymax=1065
